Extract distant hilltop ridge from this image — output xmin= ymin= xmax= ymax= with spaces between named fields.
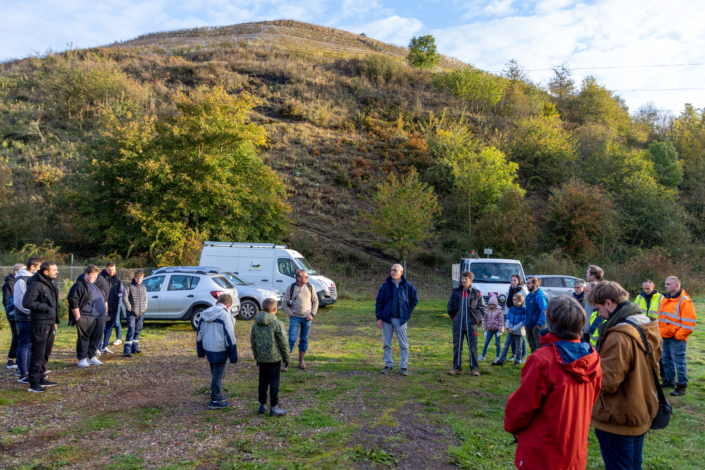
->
xmin=109 ymin=19 xmax=468 ymax=70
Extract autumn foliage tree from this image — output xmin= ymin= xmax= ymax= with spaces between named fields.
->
xmin=73 ymin=87 xmax=290 ymax=258
xmin=474 ymin=189 xmax=540 ymax=258
xmin=364 ymin=169 xmax=441 ymax=262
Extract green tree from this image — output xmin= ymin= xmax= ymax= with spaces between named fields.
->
xmin=508 ymin=114 xmax=577 ymax=190
xmin=567 ymin=76 xmax=631 ymax=136
xmin=433 ymin=68 xmax=507 ymax=113
xmin=646 ymin=141 xmax=683 ymax=188
xmin=73 ymin=87 xmax=290 ymax=257
xmin=364 ymin=169 xmax=441 ymax=262
xmin=474 ymin=189 xmax=540 ymax=258
xmin=407 ymin=35 xmax=440 ymax=70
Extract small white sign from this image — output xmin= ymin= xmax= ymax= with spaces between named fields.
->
xmin=484 ymin=248 xmax=493 ymax=255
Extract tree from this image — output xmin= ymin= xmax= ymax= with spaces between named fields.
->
xmin=545 ymin=180 xmax=619 ymax=263
xmin=508 ymin=114 xmax=577 ymax=190
xmin=646 ymin=141 xmax=683 ymax=188
xmin=433 ymin=68 xmax=507 ymax=112
xmin=73 ymin=87 xmax=290 ymax=257
xmin=567 ymin=76 xmax=631 ymax=136
xmin=474 ymin=189 xmax=540 ymax=258
xmin=407 ymin=35 xmax=440 ymax=70
xmin=548 ymin=64 xmax=575 ymax=102
xmin=364 ymin=169 xmax=441 ymax=262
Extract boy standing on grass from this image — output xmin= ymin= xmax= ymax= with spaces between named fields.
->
xmin=196 ymin=294 xmax=238 ymax=410
xmin=251 ymin=298 xmax=290 ymax=417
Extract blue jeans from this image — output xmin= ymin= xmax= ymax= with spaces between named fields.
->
xmin=511 ymin=337 xmax=526 ymax=359
xmin=481 ymin=331 xmax=502 ymax=359
xmin=288 ymin=316 xmax=311 ymax=352
xmin=17 ymin=321 xmax=32 ymax=376
xmin=497 ymin=333 xmax=523 ymax=364
xmin=662 ymin=337 xmax=688 ymax=386
xmin=102 ymin=305 xmax=124 ymax=348
xmin=209 ymin=361 xmax=228 ymax=402
xmin=595 ymin=429 xmax=645 ymax=470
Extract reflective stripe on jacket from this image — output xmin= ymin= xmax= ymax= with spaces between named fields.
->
xmin=657 ymin=290 xmax=696 ymax=341
xmin=634 ymin=292 xmax=664 ymax=320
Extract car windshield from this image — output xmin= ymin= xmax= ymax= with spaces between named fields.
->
xmin=295 ymin=257 xmax=318 ymax=275
xmin=223 ymin=272 xmax=251 ymax=286
xmin=467 ymin=263 xmax=523 ymax=283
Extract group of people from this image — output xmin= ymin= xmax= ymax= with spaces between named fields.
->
xmin=3 ymin=260 xmax=148 ymax=393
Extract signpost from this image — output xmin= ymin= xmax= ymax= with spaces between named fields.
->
xmin=484 ymin=248 xmax=493 ymax=259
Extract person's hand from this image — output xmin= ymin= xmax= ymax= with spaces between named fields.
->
xmin=306 ymin=315 xmax=313 ymax=321
xmin=75 ymin=313 xmax=81 ymax=321
xmin=508 ymin=328 xmax=513 ymax=333
xmin=54 ymin=324 xmax=57 ymax=331
xmin=376 ymin=319 xmax=383 ymax=329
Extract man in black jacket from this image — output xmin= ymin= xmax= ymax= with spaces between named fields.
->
xmin=23 ymin=261 xmax=60 ymax=393
xmin=447 ymin=271 xmax=486 ymax=376
xmin=68 ymin=265 xmax=107 ymax=368
xmin=95 ymin=262 xmax=123 ymax=354
xmin=3 ymin=263 xmax=24 ymax=370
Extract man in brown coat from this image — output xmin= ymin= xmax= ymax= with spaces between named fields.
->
xmin=588 ymin=281 xmax=662 ymax=470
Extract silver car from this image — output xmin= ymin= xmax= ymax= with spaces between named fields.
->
xmin=158 ymin=266 xmax=282 ymax=321
xmin=534 ymin=275 xmax=580 ymax=300
xmin=147 ymin=267 xmax=241 ymax=330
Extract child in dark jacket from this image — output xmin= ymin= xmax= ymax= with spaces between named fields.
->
xmin=493 ymin=293 xmax=527 ymax=366
xmin=251 ymin=298 xmax=290 ymax=417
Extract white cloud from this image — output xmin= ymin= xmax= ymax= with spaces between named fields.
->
xmin=341 ymin=15 xmax=424 ymax=46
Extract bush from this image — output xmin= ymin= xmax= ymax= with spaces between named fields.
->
xmin=356 ymin=55 xmax=407 ymax=85
xmin=433 ymin=68 xmax=507 ymax=112
xmin=474 ymin=189 xmax=540 ymax=258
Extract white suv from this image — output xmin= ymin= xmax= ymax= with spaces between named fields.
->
xmin=143 ymin=267 xmax=241 ymax=330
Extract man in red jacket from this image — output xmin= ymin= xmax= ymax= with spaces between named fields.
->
xmin=504 ymin=296 xmax=602 ymax=470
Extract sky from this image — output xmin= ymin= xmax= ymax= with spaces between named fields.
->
xmin=2 ymin=0 xmax=704 ymax=114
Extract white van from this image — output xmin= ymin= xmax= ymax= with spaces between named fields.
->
xmin=199 ymin=242 xmax=338 ymax=307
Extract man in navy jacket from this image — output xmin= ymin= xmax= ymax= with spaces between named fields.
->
xmin=524 ymin=276 xmax=548 ymax=354
xmin=376 ymin=264 xmax=419 ymax=376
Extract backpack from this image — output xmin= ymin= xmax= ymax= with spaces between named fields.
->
xmin=289 ymin=282 xmax=314 ymax=300
xmin=5 ymin=293 xmax=15 ymax=319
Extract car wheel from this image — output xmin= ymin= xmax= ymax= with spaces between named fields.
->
xmin=238 ymin=300 xmax=259 ymax=321
xmin=190 ymin=307 xmax=205 ymax=331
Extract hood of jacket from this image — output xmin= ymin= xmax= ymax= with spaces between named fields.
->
xmin=540 ymin=332 xmax=601 ymax=384
xmin=15 ymin=268 xmax=33 ymax=279
xmin=256 ymin=310 xmax=277 ymax=326
xmin=603 ymin=311 xmax=660 ymax=356
xmin=200 ymin=304 xmax=230 ymax=323
xmin=4 ymin=273 xmax=15 ymax=283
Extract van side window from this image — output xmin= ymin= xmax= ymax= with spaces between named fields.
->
xmin=278 ymin=258 xmax=298 ymax=278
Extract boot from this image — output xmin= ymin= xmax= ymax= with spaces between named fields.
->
xmin=660 ymin=380 xmax=676 ymax=389
xmin=123 ymin=343 xmax=132 ymax=357
xmin=298 ymin=351 xmax=306 ymax=369
xmin=132 ymin=342 xmax=142 ymax=354
xmin=670 ymin=384 xmax=687 ymax=397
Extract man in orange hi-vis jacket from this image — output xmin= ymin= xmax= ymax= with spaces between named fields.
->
xmin=658 ymin=276 xmax=696 ymax=397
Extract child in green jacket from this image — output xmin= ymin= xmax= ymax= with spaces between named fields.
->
xmin=251 ymin=298 xmax=290 ymax=417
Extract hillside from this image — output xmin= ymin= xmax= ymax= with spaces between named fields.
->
xmin=1 ymin=20 xmax=704 ymax=293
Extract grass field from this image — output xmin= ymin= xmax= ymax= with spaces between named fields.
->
xmin=0 ymin=299 xmax=703 ymax=469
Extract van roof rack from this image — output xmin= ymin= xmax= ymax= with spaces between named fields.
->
xmin=203 ymin=242 xmax=288 ymax=249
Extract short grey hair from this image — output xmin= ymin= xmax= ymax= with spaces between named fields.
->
xmin=546 ymin=296 xmax=586 ymax=340
xmin=12 ymin=263 xmax=25 ymax=273
xmin=574 ymin=279 xmax=586 ymax=288
xmin=392 ymin=264 xmax=404 ymax=272
xmin=295 ymin=269 xmax=309 ymax=279
xmin=666 ymin=276 xmax=681 ymax=287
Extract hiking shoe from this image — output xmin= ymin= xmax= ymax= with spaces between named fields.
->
xmin=112 ymin=339 xmax=123 ymax=346
xmin=380 ymin=366 xmax=393 ymax=374
xmin=478 ymin=355 xmax=486 ymax=361
xmin=471 ymin=369 xmax=480 ymax=376
xmin=101 ymin=348 xmax=114 ymax=354
xmin=208 ymin=400 xmax=231 ymax=410
xmin=491 ymin=361 xmax=504 ymax=366
xmin=18 ymin=375 xmax=29 ymax=384
xmin=660 ymin=380 xmax=676 ymax=389
xmin=88 ymin=357 xmax=103 ymax=366
xmin=6 ymin=359 xmax=17 ymax=369
xmin=449 ymin=369 xmax=461 ymax=376
xmin=40 ymin=378 xmax=58 ymax=387
xmin=258 ymin=404 xmax=267 ymax=414
xmin=28 ymin=384 xmax=46 ymax=393
xmin=77 ymin=359 xmax=90 ymax=368
xmin=670 ymin=385 xmax=687 ymax=397
xmin=270 ymin=405 xmax=287 ymax=417
xmin=400 ymin=368 xmax=409 ymax=376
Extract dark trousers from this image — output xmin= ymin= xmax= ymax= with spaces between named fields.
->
xmin=259 ymin=361 xmax=281 ymax=406
xmin=526 ymin=326 xmax=542 ymax=354
xmin=17 ymin=321 xmax=32 ymax=375
xmin=7 ymin=318 xmax=19 ymax=359
xmin=209 ymin=361 xmax=228 ymax=402
xmin=452 ymin=320 xmax=478 ymax=371
xmin=595 ymin=429 xmax=645 ymax=470
xmin=76 ymin=316 xmax=106 ymax=360
xmin=28 ymin=323 xmax=55 ymax=386
xmin=124 ymin=315 xmax=144 ymax=350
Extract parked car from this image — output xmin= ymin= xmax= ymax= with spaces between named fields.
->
xmin=199 ymin=242 xmax=337 ymax=307
xmin=155 ymin=266 xmax=283 ymax=321
xmin=453 ymin=257 xmax=526 ymax=311
xmin=142 ymin=267 xmax=241 ymax=330
xmin=533 ymin=275 xmax=580 ymax=300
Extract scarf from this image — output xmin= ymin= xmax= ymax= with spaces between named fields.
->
xmin=597 ymin=301 xmax=636 ymax=337
xmin=573 ymin=291 xmax=585 ymax=302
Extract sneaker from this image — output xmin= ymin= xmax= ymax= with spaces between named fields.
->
xmin=6 ymin=359 xmax=17 ymax=369
xmin=670 ymin=384 xmax=687 ymax=397
xmin=18 ymin=375 xmax=29 ymax=384
xmin=519 ymin=359 xmax=526 ymax=364
xmin=113 ymin=339 xmax=123 ymax=346
xmin=44 ymin=369 xmax=51 ymax=375
xmin=28 ymin=384 xmax=46 ymax=393
xmin=77 ymin=359 xmax=90 ymax=368
xmin=509 ymin=354 xmax=516 ymax=361
xmin=660 ymin=380 xmax=676 ymax=389
xmin=478 ymin=355 xmax=486 ymax=361
xmin=380 ymin=366 xmax=393 ymax=374
xmin=400 ymin=368 xmax=409 ymax=376
xmin=258 ymin=404 xmax=267 ymax=414
xmin=471 ymin=369 xmax=480 ymax=376
xmin=270 ymin=405 xmax=287 ymax=417
xmin=449 ymin=368 xmax=461 ymax=376
xmin=40 ymin=378 xmax=58 ymax=387
xmin=95 ymin=349 xmax=101 ymax=357
xmin=88 ymin=357 xmax=103 ymax=366
xmin=101 ymin=348 xmax=114 ymax=354
xmin=208 ymin=400 xmax=231 ymax=410
xmin=491 ymin=361 xmax=504 ymax=366
xmin=14 ymin=369 xmax=21 ymax=376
